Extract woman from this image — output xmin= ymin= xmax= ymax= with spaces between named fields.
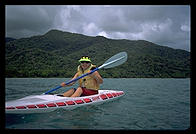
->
xmin=60 ymin=56 xmax=103 ymax=97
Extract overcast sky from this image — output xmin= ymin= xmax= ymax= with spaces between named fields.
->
xmin=6 ymin=5 xmax=190 ymax=51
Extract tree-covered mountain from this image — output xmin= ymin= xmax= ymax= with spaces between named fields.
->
xmin=5 ymin=29 xmax=190 ymax=78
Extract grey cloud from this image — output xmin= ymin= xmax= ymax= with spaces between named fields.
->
xmin=6 ymin=5 xmax=61 ymax=38
xmin=111 ymin=6 xmax=190 ymax=50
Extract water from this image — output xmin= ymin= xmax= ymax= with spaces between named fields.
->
xmin=5 ymin=78 xmax=190 ymax=130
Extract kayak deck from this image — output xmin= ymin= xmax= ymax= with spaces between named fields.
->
xmin=6 ymin=90 xmax=124 ymax=114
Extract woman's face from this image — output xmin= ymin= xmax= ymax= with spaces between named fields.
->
xmin=80 ymin=62 xmax=91 ymax=70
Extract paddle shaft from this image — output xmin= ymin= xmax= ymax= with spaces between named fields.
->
xmin=44 ymin=68 xmax=99 ymax=94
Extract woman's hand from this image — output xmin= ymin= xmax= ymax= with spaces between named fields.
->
xmin=61 ymin=82 xmax=67 ymax=87
xmin=60 ymin=73 xmax=78 ymax=87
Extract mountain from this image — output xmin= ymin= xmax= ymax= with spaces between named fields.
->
xmin=5 ymin=29 xmax=190 ymax=78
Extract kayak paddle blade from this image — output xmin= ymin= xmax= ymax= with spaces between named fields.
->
xmin=98 ymin=52 xmax=127 ymax=69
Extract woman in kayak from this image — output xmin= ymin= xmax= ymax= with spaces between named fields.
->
xmin=60 ymin=56 xmax=103 ymax=97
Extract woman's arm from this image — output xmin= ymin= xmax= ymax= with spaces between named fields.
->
xmin=90 ymin=71 xmax=103 ymax=84
xmin=61 ymin=72 xmax=79 ymax=87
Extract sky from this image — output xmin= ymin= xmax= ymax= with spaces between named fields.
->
xmin=6 ymin=5 xmax=190 ymax=51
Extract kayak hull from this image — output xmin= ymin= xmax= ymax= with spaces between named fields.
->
xmin=6 ymin=90 xmax=124 ymax=114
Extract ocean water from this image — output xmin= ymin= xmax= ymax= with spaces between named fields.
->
xmin=5 ymin=78 xmax=190 ymax=130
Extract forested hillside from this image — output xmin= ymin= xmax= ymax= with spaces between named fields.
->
xmin=5 ymin=29 xmax=190 ymax=78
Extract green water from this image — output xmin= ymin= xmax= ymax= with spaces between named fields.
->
xmin=5 ymin=78 xmax=190 ymax=130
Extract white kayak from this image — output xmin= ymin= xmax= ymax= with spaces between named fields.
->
xmin=6 ymin=90 xmax=124 ymax=114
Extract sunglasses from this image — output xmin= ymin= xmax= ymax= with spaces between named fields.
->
xmin=80 ymin=61 xmax=91 ymax=64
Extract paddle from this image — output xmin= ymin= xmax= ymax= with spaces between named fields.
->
xmin=44 ymin=52 xmax=128 ymax=94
